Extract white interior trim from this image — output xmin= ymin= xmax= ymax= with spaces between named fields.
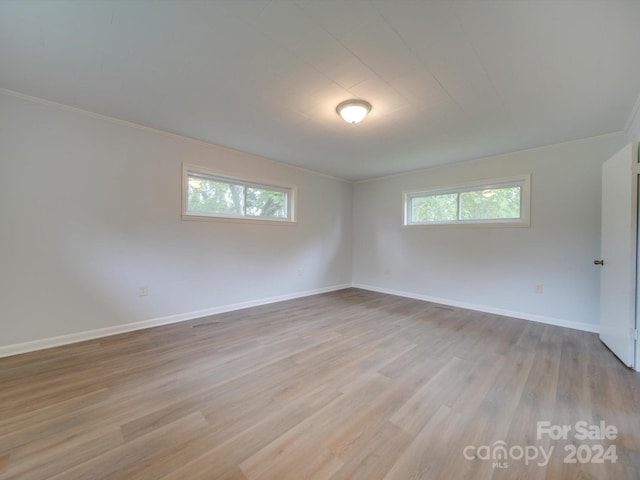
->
xmin=352 ymin=283 xmax=600 ymax=334
xmin=354 ymin=132 xmax=623 ymax=185
xmin=402 ymin=174 xmax=531 ymax=228
xmin=0 ymin=87 xmax=350 ymax=184
xmin=0 ymin=284 xmax=351 ymax=359
xmin=625 ymin=93 xmax=640 ymax=141
xmin=182 ymin=163 xmax=298 ymax=224
xmin=0 ymin=282 xmax=601 ymax=359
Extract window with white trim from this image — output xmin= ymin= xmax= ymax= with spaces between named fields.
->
xmin=182 ymin=165 xmax=296 ymax=223
xmin=404 ymin=175 xmax=530 ymax=226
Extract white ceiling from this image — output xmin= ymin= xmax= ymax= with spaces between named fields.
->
xmin=1 ymin=0 xmax=639 ymax=181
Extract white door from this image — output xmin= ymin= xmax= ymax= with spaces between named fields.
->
xmin=599 ymin=142 xmax=638 ymax=370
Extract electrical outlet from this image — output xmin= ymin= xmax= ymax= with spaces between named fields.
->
xmin=139 ymin=286 xmax=149 ymax=297
xmin=535 ymin=284 xmax=543 ymax=294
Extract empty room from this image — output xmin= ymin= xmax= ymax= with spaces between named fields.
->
xmin=2 ymin=1 xmax=640 ymax=479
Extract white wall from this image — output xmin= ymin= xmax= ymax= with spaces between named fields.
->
xmin=352 ymin=134 xmax=626 ymax=330
xmin=0 ymin=92 xmax=352 ymax=349
xmin=0 ymin=88 xmax=630 ymax=353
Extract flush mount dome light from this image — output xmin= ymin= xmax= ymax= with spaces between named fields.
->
xmin=336 ymin=99 xmax=372 ymax=124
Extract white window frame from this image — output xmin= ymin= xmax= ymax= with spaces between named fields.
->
xmin=182 ymin=164 xmax=297 ymax=224
xmin=403 ymin=174 xmax=531 ymax=227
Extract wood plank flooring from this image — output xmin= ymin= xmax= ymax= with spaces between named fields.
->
xmin=1 ymin=288 xmax=639 ymax=479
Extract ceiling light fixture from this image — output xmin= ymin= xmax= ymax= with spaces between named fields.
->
xmin=336 ymin=99 xmax=372 ymax=124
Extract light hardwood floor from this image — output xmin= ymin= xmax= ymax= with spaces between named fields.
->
xmin=1 ymin=288 xmax=639 ymax=479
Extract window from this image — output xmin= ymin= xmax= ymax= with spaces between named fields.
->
xmin=182 ymin=165 xmax=296 ymax=223
xmin=404 ymin=175 xmax=530 ymax=226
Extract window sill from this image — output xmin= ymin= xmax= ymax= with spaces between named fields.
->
xmin=181 ymin=214 xmax=297 ymax=225
xmin=403 ymin=220 xmax=530 ymax=228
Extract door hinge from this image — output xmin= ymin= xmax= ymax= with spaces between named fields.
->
xmin=635 ymin=164 xmax=640 ymax=175
xmin=632 ymin=329 xmax=639 ymax=341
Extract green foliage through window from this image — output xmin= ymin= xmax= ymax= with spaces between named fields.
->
xmin=187 ymin=176 xmax=244 ymax=216
xmin=246 ymin=187 xmax=286 ymax=218
xmin=411 ymin=193 xmax=457 ymax=222
xmin=184 ymin=168 xmax=293 ymax=222
xmin=405 ymin=176 xmax=529 ymax=226
xmin=460 ymin=186 xmax=520 ymax=220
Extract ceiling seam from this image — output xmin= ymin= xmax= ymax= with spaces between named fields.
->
xmin=450 ymin=5 xmax=524 ymax=145
xmin=353 ymin=131 xmax=625 ymax=185
xmin=370 ymin=0 xmax=467 ymax=118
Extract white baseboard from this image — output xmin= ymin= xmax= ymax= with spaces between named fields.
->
xmin=352 ymin=283 xmax=600 ymax=334
xmin=0 ymin=284 xmax=352 ymax=359
xmin=1 ymin=282 xmax=599 ymax=359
